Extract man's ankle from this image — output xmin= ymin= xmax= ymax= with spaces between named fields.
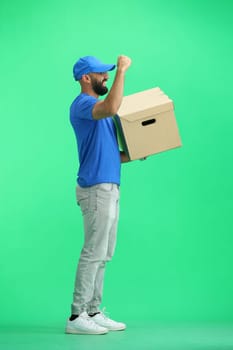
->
xmin=69 ymin=314 xmax=79 ymax=321
xmin=88 ymin=312 xmax=100 ymax=317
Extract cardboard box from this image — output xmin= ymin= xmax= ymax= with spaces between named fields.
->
xmin=114 ymin=87 xmax=182 ymax=160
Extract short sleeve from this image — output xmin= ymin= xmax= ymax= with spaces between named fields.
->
xmin=76 ymin=95 xmax=98 ymax=120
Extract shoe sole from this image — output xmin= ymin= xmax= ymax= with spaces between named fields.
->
xmin=92 ymin=322 xmax=126 ymax=331
xmin=107 ymin=326 xmax=126 ymax=331
xmin=65 ymin=328 xmax=108 ymax=335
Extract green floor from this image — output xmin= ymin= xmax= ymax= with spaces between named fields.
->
xmin=1 ymin=322 xmax=233 ymax=350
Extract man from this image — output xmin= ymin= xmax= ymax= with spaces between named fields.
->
xmin=66 ymin=55 xmax=131 ymax=335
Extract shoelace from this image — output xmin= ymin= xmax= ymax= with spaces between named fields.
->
xmin=98 ymin=308 xmax=117 ymax=324
xmin=81 ymin=312 xmax=103 ymax=329
xmin=100 ymin=307 xmax=110 ymax=319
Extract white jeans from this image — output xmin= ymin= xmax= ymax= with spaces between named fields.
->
xmin=71 ymin=183 xmax=120 ymax=315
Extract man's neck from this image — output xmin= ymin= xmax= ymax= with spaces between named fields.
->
xmin=81 ymin=87 xmax=99 ymax=99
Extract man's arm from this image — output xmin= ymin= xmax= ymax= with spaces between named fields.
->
xmin=92 ymin=55 xmax=131 ymax=120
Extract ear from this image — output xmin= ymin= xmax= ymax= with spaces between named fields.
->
xmin=82 ymin=74 xmax=91 ymax=83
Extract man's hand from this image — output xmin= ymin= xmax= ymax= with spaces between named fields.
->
xmin=120 ymin=151 xmax=130 ymax=163
xmin=117 ymin=55 xmax=132 ymax=73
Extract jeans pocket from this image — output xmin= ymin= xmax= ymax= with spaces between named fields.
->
xmin=76 ymin=186 xmax=90 ymax=215
xmin=78 ymin=196 xmax=89 ymax=215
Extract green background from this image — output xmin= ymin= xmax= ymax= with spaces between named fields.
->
xmin=1 ymin=0 xmax=233 ymax=333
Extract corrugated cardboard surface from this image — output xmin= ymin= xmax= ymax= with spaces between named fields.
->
xmin=115 ymin=87 xmax=182 ymax=160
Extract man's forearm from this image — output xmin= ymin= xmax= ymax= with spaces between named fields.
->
xmin=104 ymin=69 xmax=125 ymax=116
xmin=92 ymin=56 xmax=131 ymax=120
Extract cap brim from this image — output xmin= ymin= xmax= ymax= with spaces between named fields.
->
xmin=94 ymin=64 xmax=116 ymax=73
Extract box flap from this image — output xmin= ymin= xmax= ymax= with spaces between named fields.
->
xmin=117 ymin=87 xmax=174 ymax=122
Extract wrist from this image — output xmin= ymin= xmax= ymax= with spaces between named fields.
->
xmin=116 ymin=67 xmax=126 ymax=75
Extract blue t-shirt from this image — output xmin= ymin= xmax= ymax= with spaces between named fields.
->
xmin=70 ymin=93 xmax=121 ymax=187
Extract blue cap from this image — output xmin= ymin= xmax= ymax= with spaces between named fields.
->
xmin=73 ymin=56 xmax=116 ymax=81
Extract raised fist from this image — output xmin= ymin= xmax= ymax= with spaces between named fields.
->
xmin=117 ymin=55 xmax=132 ymax=72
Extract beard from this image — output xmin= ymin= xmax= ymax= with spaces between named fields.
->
xmin=90 ymin=76 xmax=108 ymax=96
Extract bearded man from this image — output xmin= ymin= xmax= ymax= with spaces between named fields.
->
xmin=66 ymin=55 xmax=131 ymax=335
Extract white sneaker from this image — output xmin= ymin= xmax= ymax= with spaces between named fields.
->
xmin=92 ymin=311 xmax=126 ymax=331
xmin=65 ymin=311 xmax=108 ymax=335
